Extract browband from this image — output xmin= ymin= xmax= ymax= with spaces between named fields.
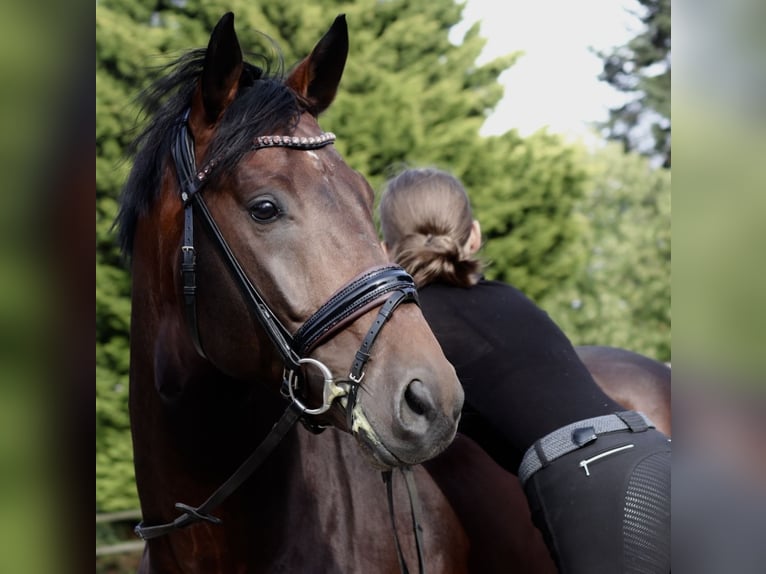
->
xmin=253 ymin=132 xmax=336 ymax=150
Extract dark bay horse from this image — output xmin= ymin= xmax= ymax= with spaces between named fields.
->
xmin=117 ymin=12 xmax=673 ymax=573
xmin=576 ymin=345 xmax=671 ymax=435
xmin=117 ymin=13 xmax=471 ymax=573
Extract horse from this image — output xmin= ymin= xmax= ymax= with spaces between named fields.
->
xmin=118 ymin=13 xmax=673 ymax=573
xmin=117 ymin=12 xmax=472 ymax=573
xmin=576 ymin=345 xmax=671 ymax=436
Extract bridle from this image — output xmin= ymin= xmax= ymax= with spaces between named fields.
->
xmin=172 ymin=110 xmax=417 ymax=413
xmin=134 ymin=110 xmax=426 ymax=572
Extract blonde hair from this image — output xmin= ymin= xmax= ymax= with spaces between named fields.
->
xmin=379 ymin=167 xmax=483 ymax=288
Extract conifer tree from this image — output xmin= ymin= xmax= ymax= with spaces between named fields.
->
xmin=597 ymin=0 xmax=671 ymax=167
xmin=543 ymin=143 xmax=671 ymax=361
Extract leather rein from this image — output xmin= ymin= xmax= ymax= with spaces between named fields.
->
xmin=134 ymin=110 xmax=426 ymax=573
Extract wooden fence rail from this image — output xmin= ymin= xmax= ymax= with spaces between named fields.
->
xmin=96 ymin=509 xmax=144 ymax=557
xmin=96 ymin=509 xmax=143 ymax=523
xmin=96 ymin=540 xmax=145 ymax=557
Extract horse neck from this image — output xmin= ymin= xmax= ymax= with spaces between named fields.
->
xmin=129 ymin=313 xmax=304 ymax=572
xmin=134 ymin=405 xmax=410 ymax=573
xmin=128 ymin=310 xmax=286 ymax=477
xmin=131 ymin=337 xmax=467 ymax=574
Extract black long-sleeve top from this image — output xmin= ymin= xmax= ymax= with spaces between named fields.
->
xmin=419 ymin=279 xmax=621 ymax=472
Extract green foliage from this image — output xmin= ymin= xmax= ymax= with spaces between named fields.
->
xmin=597 ymin=0 xmax=671 ymax=167
xmin=463 ymin=130 xmax=590 ymax=302
xmin=542 ymin=142 xmax=671 ymax=361
xmin=322 ymin=0 xmax=516 ymax=191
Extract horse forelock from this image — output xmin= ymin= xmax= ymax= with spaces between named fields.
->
xmin=116 ymin=46 xmax=305 ymax=259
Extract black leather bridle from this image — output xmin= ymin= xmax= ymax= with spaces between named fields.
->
xmin=134 ymin=110 xmax=426 ymax=572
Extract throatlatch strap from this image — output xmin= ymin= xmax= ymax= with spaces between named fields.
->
xmin=181 ymin=204 xmax=206 ymax=358
xmin=172 ymin=110 xmax=207 ymax=359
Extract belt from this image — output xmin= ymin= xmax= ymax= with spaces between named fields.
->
xmin=518 ymin=411 xmax=655 ymax=485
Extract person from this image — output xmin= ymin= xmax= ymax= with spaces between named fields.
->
xmin=378 ymin=167 xmax=670 ymax=573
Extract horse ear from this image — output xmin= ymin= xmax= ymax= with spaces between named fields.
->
xmin=286 ymin=14 xmax=348 ymax=116
xmin=193 ymin=12 xmax=244 ymax=126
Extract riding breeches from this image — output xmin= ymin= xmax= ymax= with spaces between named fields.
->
xmin=519 ymin=411 xmax=671 ymax=574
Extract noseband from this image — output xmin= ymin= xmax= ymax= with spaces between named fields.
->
xmin=134 ymin=111 xmax=421 ymax=547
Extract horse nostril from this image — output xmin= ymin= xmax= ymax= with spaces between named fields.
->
xmin=404 ymin=379 xmax=434 ymax=418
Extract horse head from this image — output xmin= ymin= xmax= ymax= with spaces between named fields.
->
xmin=122 ymin=13 xmax=463 ymax=472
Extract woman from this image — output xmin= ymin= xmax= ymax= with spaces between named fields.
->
xmin=378 ymin=167 xmax=670 ymax=573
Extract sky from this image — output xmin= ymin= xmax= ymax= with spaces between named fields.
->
xmin=451 ymin=0 xmax=641 ymax=139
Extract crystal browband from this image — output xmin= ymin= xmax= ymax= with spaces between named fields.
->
xmin=253 ymin=131 xmax=336 ymax=150
xmin=191 ymin=131 xmax=336 ymax=185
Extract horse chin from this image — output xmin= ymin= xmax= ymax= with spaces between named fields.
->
xmin=357 ymin=437 xmax=402 ymax=470
xmin=354 ymin=433 xmax=403 ymax=471
xmin=349 ymin=404 xmax=418 ymax=470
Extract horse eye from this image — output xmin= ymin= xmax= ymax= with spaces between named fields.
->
xmin=249 ymin=199 xmax=280 ymax=222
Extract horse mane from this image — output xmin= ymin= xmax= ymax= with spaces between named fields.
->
xmin=115 ymin=45 xmax=304 ymax=257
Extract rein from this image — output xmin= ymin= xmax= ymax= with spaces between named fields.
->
xmin=135 ymin=110 xmax=426 ymax=573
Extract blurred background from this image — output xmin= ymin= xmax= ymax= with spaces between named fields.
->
xmin=3 ymin=0 xmax=766 ymax=572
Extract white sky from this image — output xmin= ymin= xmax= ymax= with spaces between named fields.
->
xmin=452 ymin=0 xmax=641 ymax=138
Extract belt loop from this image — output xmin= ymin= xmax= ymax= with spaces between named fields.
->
xmin=616 ymin=411 xmax=650 ymax=433
xmin=534 ymin=440 xmax=550 ymax=468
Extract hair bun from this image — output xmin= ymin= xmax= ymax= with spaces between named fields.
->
xmin=424 ymin=233 xmax=460 ymax=261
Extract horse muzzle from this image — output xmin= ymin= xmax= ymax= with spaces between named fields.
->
xmin=343 ymin=357 xmax=464 ymax=469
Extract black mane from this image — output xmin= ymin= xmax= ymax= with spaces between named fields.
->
xmin=115 ymin=47 xmax=303 ymax=257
